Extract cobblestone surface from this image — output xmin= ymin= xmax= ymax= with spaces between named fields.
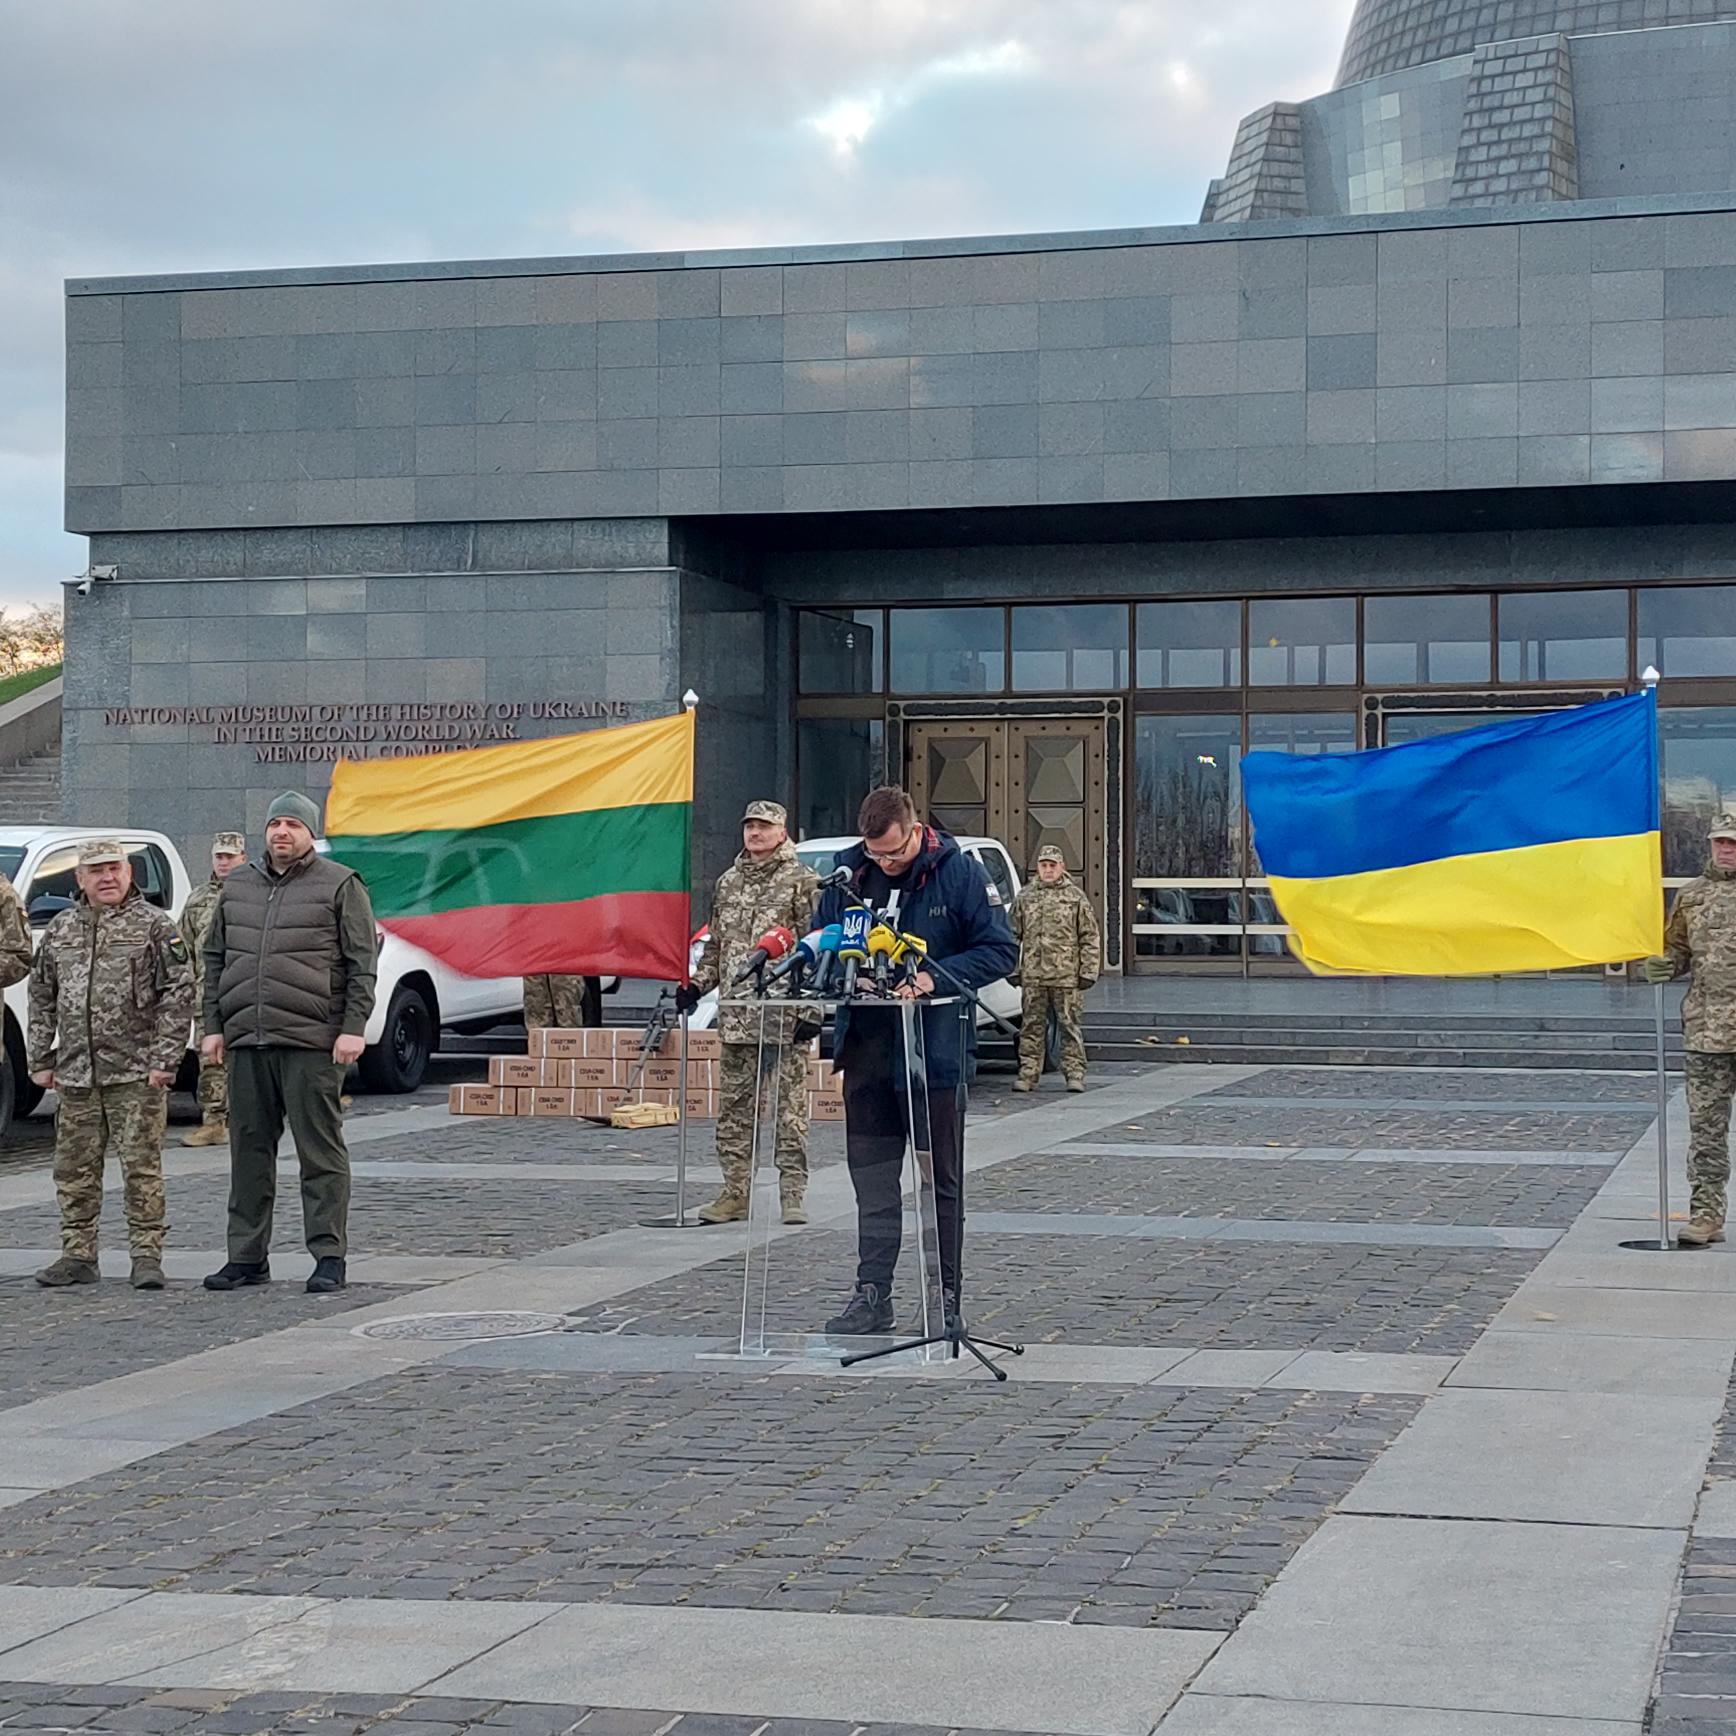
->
xmin=0 ymin=1278 xmax=395 ymax=1411
xmin=1650 ymin=1358 xmax=1736 ymax=1731
xmin=969 ymin=1152 xmax=1609 ymax=1228
xmin=1076 ymin=1104 xmax=1642 ymax=1152
xmin=0 ymin=1368 xmax=1416 ymax=1631
xmin=0 ymin=1174 xmax=673 ymax=1262
xmin=0 ymin=1682 xmax=1055 ymax=1736
xmin=1200 ymin=1067 xmax=1658 ymax=1103
xmin=570 ymin=1226 xmax=1537 ymax=1353
xmin=379 ymin=1120 xmax=851 ymax=1173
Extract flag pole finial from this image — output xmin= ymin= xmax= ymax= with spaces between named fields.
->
xmin=682 ymin=689 xmax=699 ymax=712
xmin=1642 ymin=665 xmax=1661 ymax=688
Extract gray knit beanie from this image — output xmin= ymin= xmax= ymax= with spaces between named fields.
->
xmin=266 ymin=790 xmax=321 ymax=833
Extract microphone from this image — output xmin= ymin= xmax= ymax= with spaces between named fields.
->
xmin=837 ymin=908 xmax=870 ymax=999
xmin=867 ymin=923 xmax=899 ymax=992
xmin=764 ymin=928 xmax=823 ymax=988
xmin=807 ymin=924 xmax=843 ymax=996
xmin=894 ymin=932 xmax=928 ymax=989
xmin=815 ymin=864 xmax=853 ymax=890
xmin=730 ymin=926 xmax=795 ymax=987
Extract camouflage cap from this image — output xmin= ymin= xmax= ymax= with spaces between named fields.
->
xmin=1711 ymin=812 xmax=1736 ymax=842
xmin=1036 ymin=844 xmax=1066 ymax=865
xmin=76 ymin=838 xmax=126 ymax=868
xmin=742 ymin=799 xmax=787 ymax=826
xmin=212 ymin=831 xmax=246 ymax=857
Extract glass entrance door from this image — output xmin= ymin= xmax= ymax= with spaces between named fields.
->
xmin=906 ymin=717 xmax=1108 ymax=941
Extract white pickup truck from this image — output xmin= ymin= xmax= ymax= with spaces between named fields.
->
xmin=0 ymin=826 xmax=541 ymax=1136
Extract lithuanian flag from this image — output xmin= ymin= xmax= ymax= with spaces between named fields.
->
xmin=1242 ymin=692 xmax=1663 ymax=976
xmin=326 ymin=711 xmax=693 ymax=982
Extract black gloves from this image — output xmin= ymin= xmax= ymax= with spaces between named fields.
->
xmin=674 ymin=983 xmax=701 ymax=1015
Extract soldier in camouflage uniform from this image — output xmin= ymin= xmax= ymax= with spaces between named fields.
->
xmin=523 ymin=973 xmax=600 ymax=1032
xmin=29 ymin=839 xmax=194 ymax=1290
xmin=177 ymin=832 xmax=246 ymax=1147
xmin=1644 ymin=812 xmax=1736 ymax=1245
xmin=680 ymin=800 xmax=819 ymax=1225
xmin=1010 ymin=845 xmax=1101 ymax=1093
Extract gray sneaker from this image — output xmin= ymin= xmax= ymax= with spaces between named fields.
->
xmin=36 ymin=1255 xmax=98 ymax=1288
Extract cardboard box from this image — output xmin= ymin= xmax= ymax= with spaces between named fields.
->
xmin=684 ymin=1090 xmax=718 ymax=1121
xmin=587 ymin=1027 xmax=638 ymax=1057
xmin=685 ymin=1030 xmax=721 ymax=1061
xmin=525 ymin=1087 xmax=578 ymax=1117
xmin=449 ymin=1084 xmax=517 ymax=1116
xmin=526 ymin=1027 xmax=587 ymax=1059
xmin=490 ymin=1056 xmax=561 ymax=1088
xmin=565 ymin=1057 xmax=621 ymax=1089
xmin=642 ymin=1059 xmax=682 ymax=1091
xmin=809 ymin=1092 xmax=845 ymax=1121
xmin=683 ymin=1059 xmax=716 ymax=1093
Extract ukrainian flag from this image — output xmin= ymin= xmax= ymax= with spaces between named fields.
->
xmin=1242 ymin=692 xmax=1663 ymax=976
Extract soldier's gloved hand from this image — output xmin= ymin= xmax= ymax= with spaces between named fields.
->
xmin=674 ymin=983 xmax=701 ymax=1016
xmin=1639 ymin=955 xmax=1677 ymax=984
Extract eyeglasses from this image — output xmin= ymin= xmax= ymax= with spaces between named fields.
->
xmin=863 ymin=824 xmax=918 ymax=862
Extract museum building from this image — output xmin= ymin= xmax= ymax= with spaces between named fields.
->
xmin=60 ymin=0 xmax=1736 ymax=972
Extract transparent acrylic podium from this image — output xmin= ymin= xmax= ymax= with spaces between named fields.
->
xmin=723 ymin=993 xmax=955 ymax=1366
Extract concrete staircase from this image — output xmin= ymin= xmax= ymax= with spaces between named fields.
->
xmin=0 ymin=748 xmax=61 ymax=825
xmin=978 ymin=1005 xmax=1681 ymax=1072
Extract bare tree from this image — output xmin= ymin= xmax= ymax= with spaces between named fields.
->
xmin=0 ymin=606 xmax=64 ymax=678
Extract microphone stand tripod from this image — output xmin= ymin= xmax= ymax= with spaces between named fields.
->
xmin=816 ymin=885 xmax=1025 ymax=1381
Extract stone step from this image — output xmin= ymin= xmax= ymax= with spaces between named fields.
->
xmin=977 ymin=1038 xmax=1671 ymax=1071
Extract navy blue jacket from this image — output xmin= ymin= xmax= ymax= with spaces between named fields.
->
xmin=814 ymin=827 xmax=1018 ymax=1088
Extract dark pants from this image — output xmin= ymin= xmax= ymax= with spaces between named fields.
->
xmin=226 ymin=1046 xmax=351 ymax=1263
xmin=841 ymin=1020 xmax=965 ymax=1297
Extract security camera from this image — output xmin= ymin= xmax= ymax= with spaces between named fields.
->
xmin=89 ymin=564 xmax=118 ymax=581
xmin=74 ymin=577 xmax=93 ymax=597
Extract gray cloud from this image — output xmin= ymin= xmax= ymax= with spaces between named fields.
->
xmin=0 ymin=0 xmax=1354 ymax=606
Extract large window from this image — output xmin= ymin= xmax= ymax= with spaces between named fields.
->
xmin=1638 ymin=587 xmax=1736 ymax=679
xmin=1248 ymin=597 xmax=1355 ymax=686
xmin=1011 ymin=604 xmax=1128 ymax=691
xmin=1136 ymin=600 xmax=1242 ymax=689
xmin=890 ymin=607 xmax=1004 ymax=694
xmin=1659 ymin=707 xmax=1736 ymax=878
xmin=1499 ymin=590 xmax=1628 ymax=683
xmin=799 ymin=609 xmax=883 ymax=694
xmin=1363 ymin=593 xmax=1490 ymax=685
xmin=1133 ymin=714 xmax=1242 ymax=959
xmin=796 ymin=717 xmax=884 ymax=840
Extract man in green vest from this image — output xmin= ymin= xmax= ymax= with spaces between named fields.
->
xmin=199 ymin=792 xmax=378 ymax=1295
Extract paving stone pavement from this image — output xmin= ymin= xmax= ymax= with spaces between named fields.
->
xmin=1648 ymin=1355 xmax=1736 ymax=1731
xmin=0 ymin=1054 xmax=1679 ymax=1734
xmin=0 ymin=1683 xmax=1015 ymax=1736
xmin=0 ymin=1174 xmax=675 ymax=1263
xmin=0 ymin=1368 xmax=1415 ymax=1633
xmin=566 ymin=1225 xmax=1540 ymax=1353
xmin=0 ymin=1279 xmax=398 ymax=1411
xmin=1075 ymin=1103 xmax=1643 ymax=1151
xmin=1201 ymin=1066 xmax=1659 ymax=1103
xmin=969 ymin=1152 xmax=1609 ymax=1228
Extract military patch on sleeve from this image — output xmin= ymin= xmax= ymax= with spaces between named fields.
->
xmin=168 ymin=935 xmax=188 ymax=964
xmin=984 ymin=884 xmax=1003 ymax=906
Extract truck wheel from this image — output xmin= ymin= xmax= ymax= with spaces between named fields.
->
xmin=359 ymin=984 xmax=435 ymax=1094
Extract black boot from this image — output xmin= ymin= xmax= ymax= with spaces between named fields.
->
xmin=203 ymin=1260 xmax=270 ymax=1291
xmin=825 ymin=1282 xmax=894 ymax=1335
xmin=306 ymin=1256 xmax=347 ymax=1294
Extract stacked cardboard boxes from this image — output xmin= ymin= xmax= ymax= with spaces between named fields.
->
xmin=449 ymin=1026 xmax=846 ymax=1123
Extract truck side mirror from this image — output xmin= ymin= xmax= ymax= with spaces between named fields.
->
xmin=27 ymin=895 xmax=73 ymax=927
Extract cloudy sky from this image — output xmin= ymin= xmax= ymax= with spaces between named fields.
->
xmin=0 ymin=0 xmax=1354 ymax=612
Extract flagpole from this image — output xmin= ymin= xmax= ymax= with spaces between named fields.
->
xmin=1646 ymin=666 xmax=1673 ymax=1252
xmin=675 ymin=688 xmax=699 ymax=1228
